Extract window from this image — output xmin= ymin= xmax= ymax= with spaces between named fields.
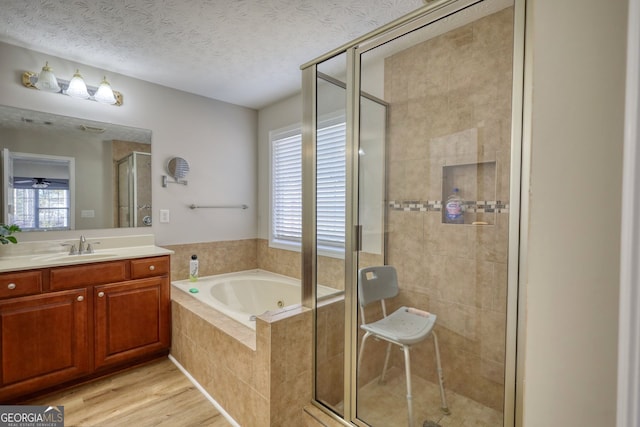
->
xmin=270 ymin=119 xmax=346 ymax=254
xmin=271 ymin=130 xmax=303 ymax=247
xmin=13 ymin=178 xmax=70 ymax=230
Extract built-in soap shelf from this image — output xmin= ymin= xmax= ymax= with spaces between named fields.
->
xmin=442 ymin=161 xmax=498 ymax=225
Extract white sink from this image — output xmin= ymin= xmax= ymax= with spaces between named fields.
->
xmin=0 ymin=235 xmax=174 ymax=273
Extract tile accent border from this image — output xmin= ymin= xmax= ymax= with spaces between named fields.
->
xmin=388 ymin=200 xmax=510 ymax=213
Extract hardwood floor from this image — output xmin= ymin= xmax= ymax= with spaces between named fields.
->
xmin=27 ymin=358 xmax=233 ymax=427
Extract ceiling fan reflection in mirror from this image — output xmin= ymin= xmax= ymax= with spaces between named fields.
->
xmin=14 ymin=177 xmax=67 ymax=189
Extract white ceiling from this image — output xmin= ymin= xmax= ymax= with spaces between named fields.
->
xmin=0 ymin=0 xmax=426 ymax=110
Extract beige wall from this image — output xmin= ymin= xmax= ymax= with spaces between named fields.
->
xmin=522 ymin=0 xmax=627 ymax=425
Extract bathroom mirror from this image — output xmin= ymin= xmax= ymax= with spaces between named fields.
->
xmin=0 ymin=104 xmax=152 ymax=231
xmin=162 ymin=156 xmax=189 ymax=188
xmin=166 ymin=157 xmax=189 ymax=180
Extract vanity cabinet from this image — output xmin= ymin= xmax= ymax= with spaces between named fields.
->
xmin=0 ymin=288 xmax=89 ymax=400
xmin=0 ymin=255 xmax=171 ymax=402
xmin=94 ymin=276 xmax=170 ymax=369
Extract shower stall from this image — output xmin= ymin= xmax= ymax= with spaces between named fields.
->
xmin=117 ymin=151 xmax=151 ymax=228
xmin=302 ymin=0 xmax=524 ymax=426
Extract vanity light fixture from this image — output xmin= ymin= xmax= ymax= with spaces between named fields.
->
xmin=22 ymin=62 xmax=123 ymax=106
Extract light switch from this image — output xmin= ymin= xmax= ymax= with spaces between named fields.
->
xmin=159 ymin=209 xmax=170 ymax=223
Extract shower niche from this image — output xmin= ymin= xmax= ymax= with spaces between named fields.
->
xmin=442 ymin=160 xmax=498 ymax=225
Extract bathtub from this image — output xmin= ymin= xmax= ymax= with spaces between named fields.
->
xmin=172 ymin=269 xmax=340 ymax=329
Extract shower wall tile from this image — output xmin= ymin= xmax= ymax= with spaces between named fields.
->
xmin=494 ymin=262 xmax=509 ymax=313
xmin=317 ymin=255 xmax=345 ymax=290
xmin=383 ymin=6 xmax=513 ymax=412
xmin=387 ymin=159 xmax=406 ymax=201
xmin=358 ymin=251 xmax=385 ymax=269
xmin=316 ymin=299 xmax=346 ymax=406
xmin=479 ymin=309 xmax=507 ymax=364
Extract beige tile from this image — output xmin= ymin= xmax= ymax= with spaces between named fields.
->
xmin=164 ymin=239 xmax=258 ymax=281
xmin=316 ymin=353 xmax=345 ymax=406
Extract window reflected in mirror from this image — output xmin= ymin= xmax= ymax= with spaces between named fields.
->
xmin=0 ymin=105 xmax=152 ymax=231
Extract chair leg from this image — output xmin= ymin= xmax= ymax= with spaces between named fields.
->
xmin=432 ymin=331 xmax=450 ymax=415
xmin=357 ymin=332 xmax=371 ymax=382
xmin=402 ymin=345 xmax=414 ymax=427
xmin=379 ymin=342 xmax=393 ymax=384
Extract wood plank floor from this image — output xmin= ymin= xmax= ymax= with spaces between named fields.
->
xmin=27 ymin=358 xmax=233 ymax=427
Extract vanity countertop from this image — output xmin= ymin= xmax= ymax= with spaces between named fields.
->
xmin=0 ymin=235 xmax=174 ymax=273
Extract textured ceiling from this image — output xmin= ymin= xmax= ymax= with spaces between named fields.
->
xmin=0 ymin=0 xmax=426 ymax=109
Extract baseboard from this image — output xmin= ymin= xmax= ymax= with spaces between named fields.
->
xmin=168 ymin=354 xmax=240 ymax=427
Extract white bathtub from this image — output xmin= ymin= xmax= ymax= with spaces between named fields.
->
xmin=172 ymin=269 xmax=341 ymax=329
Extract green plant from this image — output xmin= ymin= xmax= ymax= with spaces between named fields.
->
xmin=0 ymin=224 xmax=21 ymax=244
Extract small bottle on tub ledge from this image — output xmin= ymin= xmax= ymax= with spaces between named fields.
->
xmin=189 ymin=254 xmax=199 ymax=282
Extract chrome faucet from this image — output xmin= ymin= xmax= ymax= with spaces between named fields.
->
xmin=78 ymin=235 xmax=87 ymax=254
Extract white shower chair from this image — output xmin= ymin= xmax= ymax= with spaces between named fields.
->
xmin=357 ymin=265 xmax=449 ymax=427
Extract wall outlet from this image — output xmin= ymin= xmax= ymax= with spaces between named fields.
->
xmin=159 ymin=209 xmax=170 ymax=223
xmin=81 ymin=210 xmax=95 ymax=218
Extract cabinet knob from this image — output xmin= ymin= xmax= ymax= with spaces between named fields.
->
xmin=149 ymin=265 xmax=155 ymax=271
xmin=77 ymin=295 xmax=84 ymax=302
xmin=98 ymin=291 xmax=105 ymax=298
xmin=7 ymin=283 xmax=16 ymax=290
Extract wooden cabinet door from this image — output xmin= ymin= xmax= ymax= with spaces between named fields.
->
xmin=94 ymin=276 xmax=170 ymax=370
xmin=0 ymin=289 xmax=89 ymax=401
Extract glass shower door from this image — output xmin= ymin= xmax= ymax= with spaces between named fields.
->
xmin=355 ymin=3 xmax=515 ymax=426
xmin=314 ymin=54 xmax=348 ymax=417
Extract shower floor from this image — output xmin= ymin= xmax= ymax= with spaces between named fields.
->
xmin=356 ymin=367 xmax=502 ymax=427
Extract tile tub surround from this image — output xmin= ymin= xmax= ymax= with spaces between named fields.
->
xmin=165 ymin=239 xmax=258 ymax=281
xmin=171 ymin=289 xmax=313 ymax=427
xmin=167 ymin=238 xmax=372 ymax=288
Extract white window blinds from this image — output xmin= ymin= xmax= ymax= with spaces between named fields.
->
xmin=270 ymin=120 xmax=346 ymax=252
xmin=271 ymin=133 xmax=302 ymax=245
